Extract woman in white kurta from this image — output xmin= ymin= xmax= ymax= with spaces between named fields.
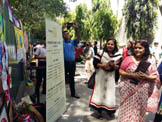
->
xmin=89 ymin=39 xmax=122 ymax=119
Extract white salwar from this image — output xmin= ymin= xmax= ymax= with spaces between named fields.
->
xmin=89 ymin=50 xmax=121 ymax=111
xmin=84 ymin=47 xmax=95 ymax=80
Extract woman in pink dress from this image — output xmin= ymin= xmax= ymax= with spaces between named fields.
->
xmin=118 ymin=40 xmax=161 ymax=122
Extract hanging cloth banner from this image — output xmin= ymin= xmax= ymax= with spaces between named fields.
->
xmin=0 ymin=15 xmax=6 ymax=42
xmin=23 ymin=31 xmax=29 ymax=53
xmin=14 ymin=26 xmax=25 ymax=62
xmin=13 ymin=16 xmax=21 ymax=29
xmin=14 ymin=26 xmax=24 ymax=49
xmin=0 ymin=107 xmax=9 ymax=122
xmin=6 ymin=0 xmax=13 ymax=23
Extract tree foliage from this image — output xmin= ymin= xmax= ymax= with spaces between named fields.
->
xmin=123 ymin=0 xmax=159 ymax=43
xmin=91 ymin=0 xmax=118 ymax=42
xmin=10 ymin=0 xmax=67 ymax=39
xmin=75 ymin=4 xmax=91 ymax=41
xmin=60 ymin=3 xmax=92 ymax=41
xmin=60 ymin=0 xmax=118 ymax=43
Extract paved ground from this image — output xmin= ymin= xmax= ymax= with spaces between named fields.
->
xmin=56 ymin=64 xmax=156 ymax=122
xmin=16 ymin=64 xmax=156 ymax=122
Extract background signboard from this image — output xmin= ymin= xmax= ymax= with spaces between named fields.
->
xmin=46 ymin=19 xmax=66 ymax=122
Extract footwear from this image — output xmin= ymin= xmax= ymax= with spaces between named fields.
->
xmin=108 ymin=113 xmax=115 ymax=119
xmin=71 ymin=94 xmax=80 ymax=99
xmin=91 ymin=112 xmax=102 ymax=119
xmin=42 ymin=90 xmax=46 ymax=94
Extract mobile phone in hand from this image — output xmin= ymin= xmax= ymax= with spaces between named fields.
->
xmin=67 ymin=22 xmax=73 ymax=29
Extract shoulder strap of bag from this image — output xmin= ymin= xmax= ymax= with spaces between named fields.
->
xmin=100 ymin=49 xmax=105 ymax=61
xmin=135 ymin=60 xmax=151 ymax=73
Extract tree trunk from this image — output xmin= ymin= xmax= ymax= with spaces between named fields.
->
xmin=147 ymin=34 xmax=154 ymax=45
xmin=100 ymin=40 xmax=102 ymax=49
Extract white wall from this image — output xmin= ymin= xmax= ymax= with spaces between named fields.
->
xmin=110 ymin=0 xmax=127 ymax=44
xmin=152 ymin=8 xmax=162 ymax=47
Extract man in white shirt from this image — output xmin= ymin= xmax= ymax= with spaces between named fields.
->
xmin=34 ymin=37 xmax=46 ymax=103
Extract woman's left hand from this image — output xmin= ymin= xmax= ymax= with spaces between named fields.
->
xmin=137 ymin=72 xmax=157 ymax=81
xmin=136 ymin=72 xmax=149 ymax=80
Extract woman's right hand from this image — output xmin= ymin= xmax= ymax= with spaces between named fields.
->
xmin=103 ymin=62 xmax=114 ymax=70
xmin=62 ymin=22 xmax=67 ymax=30
xmin=102 ymin=63 xmax=109 ymax=69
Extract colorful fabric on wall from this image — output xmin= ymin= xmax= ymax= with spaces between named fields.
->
xmin=13 ymin=16 xmax=21 ymax=29
xmin=14 ymin=26 xmax=25 ymax=62
xmin=6 ymin=0 xmax=13 ymax=22
xmin=0 ymin=107 xmax=9 ymax=122
xmin=0 ymin=41 xmax=3 ymax=72
xmin=0 ymin=15 xmax=6 ymax=42
xmin=14 ymin=26 xmax=24 ymax=49
xmin=23 ymin=31 xmax=29 ymax=53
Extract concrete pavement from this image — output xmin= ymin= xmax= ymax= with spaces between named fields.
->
xmin=56 ymin=64 xmax=156 ymax=122
xmin=16 ymin=64 xmax=156 ymax=122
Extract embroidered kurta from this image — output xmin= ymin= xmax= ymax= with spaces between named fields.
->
xmin=89 ymin=50 xmax=121 ymax=111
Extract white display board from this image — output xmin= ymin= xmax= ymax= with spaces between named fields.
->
xmin=46 ymin=19 xmax=66 ymax=122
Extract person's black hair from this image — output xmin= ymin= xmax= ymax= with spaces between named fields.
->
xmin=104 ymin=38 xmax=118 ymax=54
xmin=43 ymin=36 xmax=46 ymax=40
xmin=86 ymin=42 xmax=91 ymax=47
xmin=95 ymin=41 xmax=97 ymax=45
xmin=128 ymin=40 xmax=134 ymax=53
xmin=133 ymin=40 xmax=150 ymax=60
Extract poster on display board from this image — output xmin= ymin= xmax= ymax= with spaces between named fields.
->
xmin=6 ymin=0 xmax=13 ymax=22
xmin=46 ymin=19 xmax=66 ymax=122
xmin=13 ymin=16 xmax=21 ymax=29
xmin=0 ymin=15 xmax=6 ymax=42
xmin=14 ymin=26 xmax=25 ymax=62
xmin=23 ymin=31 xmax=29 ymax=53
xmin=7 ymin=4 xmax=13 ymax=22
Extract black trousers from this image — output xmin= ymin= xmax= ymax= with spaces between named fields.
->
xmin=35 ymin=61 xmax=46 ymax=103
xmin=65 ymin=61 xmax=76 ymax=96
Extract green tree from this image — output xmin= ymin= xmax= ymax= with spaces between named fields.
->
xmin=59 ymin=11 xmax=76 ymax=40
xmin=91 ymin=0 xmax=118 ymax=43
xmin=75 ymin=4 xmax=91 ymax=41
xmin=60 ymin=4 xmax=92 ymax=41
xmin=60 ymin=0 xmax=118 ymax=45
xmin=10 ymin=0 xmax=67 ymax=39
xmin=123 ymin=0 xmax=159 ymax=43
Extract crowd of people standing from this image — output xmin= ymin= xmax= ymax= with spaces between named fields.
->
xmin=24 ymin=21 xmax=162 ymax=122
xmin=86 ymin=39 xmax=162 ymax=121
xmin=61 ymin=21 xmax=162 ymax=122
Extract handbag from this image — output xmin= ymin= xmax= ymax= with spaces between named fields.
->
xmin=130 ymin=60 xmax=151 ymax=85
xmin=88 ymin=72 xmax=96 ymax=89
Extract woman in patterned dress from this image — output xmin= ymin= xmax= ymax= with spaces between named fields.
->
xmin=89 ymin=39 xmax=122 ymax=119
xmin=118 ymin=40 xmax=160 ymax=122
